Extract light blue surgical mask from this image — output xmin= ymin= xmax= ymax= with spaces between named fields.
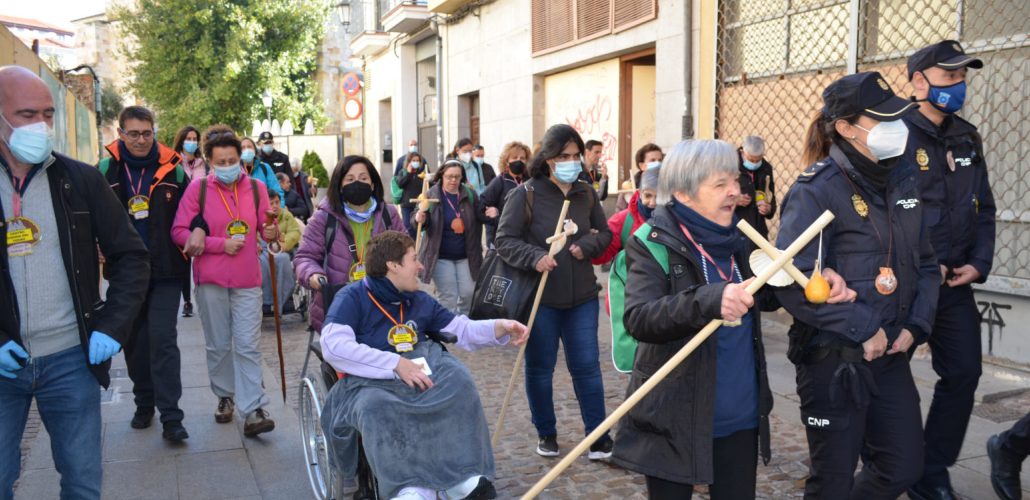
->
xmin=743 ymin=159 xmax=761 ymax=171
xmin=646 ymin=161 xmax=661 ymax=171
xmin=183 ymin=141 xmax=198 ymax=154
xmin=409 ymin=145 xmax=418 ymax=153
xmin=215 ymin=164 xmax=241 ymax=184
xmin=261 ymin=144 xmax=274 ymax=155
xmin=0 ymin=114 xmax=54 ymax=165
xmin=473 ymin=157 xmax=484 ymax=166
xmin=240 ymin=150 xmax=256 ymax=163
xmin=552 ymin=160 xmax=582 ymax=184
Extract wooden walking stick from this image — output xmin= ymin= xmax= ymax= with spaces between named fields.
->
xmin=520 ymin=210 xmax=836 ymax=500
xmin=264 ymin=211 xmax=287 ymax=402
xmin=410 ymin=172 xmax=438 ymax=254
xmin=492 ymin=200 xmax=574 ymax=447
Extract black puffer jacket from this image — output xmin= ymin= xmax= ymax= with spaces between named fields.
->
xmin=495 ymin=178 xmax=611 ymax=309
xmin=611 ymin=205 xmax=776 ymax=485
xmin=0 ymin=153 xmax=150 ymax=388
xmin=735 ymin=149 xmax=777 ymax=239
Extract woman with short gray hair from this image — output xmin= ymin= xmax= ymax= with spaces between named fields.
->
xmin=612 ymin=139 xmax=852 ymax=499
xmin=736 ymin=134 xmax=777 ymax=239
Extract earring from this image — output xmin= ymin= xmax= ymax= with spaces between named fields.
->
xmin=852 ymin=135 xmax=856 ymax=140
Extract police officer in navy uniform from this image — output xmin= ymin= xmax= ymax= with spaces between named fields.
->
xmin=902 ymin=41 xmax=995 ymax=500
xmin=257 ymin=131 xmax=291 ymax=176
xmin=775 ymin=72 xmax=941 ymax=499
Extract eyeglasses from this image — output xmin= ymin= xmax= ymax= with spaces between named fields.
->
xmin=120 ymin=129 xmax=154 ymax=141
xmin=207 ymin=131 xmax=237 ymax=140
xmin=443 ymin=175 xmax=463 ymax=181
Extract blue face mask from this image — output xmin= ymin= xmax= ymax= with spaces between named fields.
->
xmin=646 ymin=161 xmax=661 ymax=171
xmin=927 ymin=80 xmax=966 ymax=114
xmin=215 ymin=164 xmax=241 ymax=184
xmin=261 ymin=144 xmax=274 ymax=155
xmin=183 ymin=141 xmax=198 ymax=154
xmin=552 ymin=160 xmax=582 ymax=184
xmin=240 ymin=150 xmax=256 ymax=163
xmin=409 ymin=145 xmax=418 ymax=153
xmin=742 ymin=159 xmax=761 ymax=171
xmin=1 ymin=114 xmax=54 ymax=165
xmin=473 ymin=157 xmax=484 ymax=166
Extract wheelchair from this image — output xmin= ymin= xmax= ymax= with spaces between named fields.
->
xmin=299 ymin=278 xmax=379 ymax=500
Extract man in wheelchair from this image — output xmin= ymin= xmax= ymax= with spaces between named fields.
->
xmin=319 ymin=231 xmax=528 ymax=500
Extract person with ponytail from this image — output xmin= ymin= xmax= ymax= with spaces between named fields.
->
xmin=775 ymin=71 xmax=941 ymax=499
xmin=293 ymin=155 xmax=406 ymax=333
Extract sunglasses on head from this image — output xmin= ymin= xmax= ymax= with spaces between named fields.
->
xmin=206 ymin=131 xmax=236 ymax=140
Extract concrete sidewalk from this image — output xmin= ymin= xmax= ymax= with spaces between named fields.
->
xmin=14 ymin=310 xmax=310 ymax=500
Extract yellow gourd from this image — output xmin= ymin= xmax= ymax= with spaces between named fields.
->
xmin=805 ymin=263 xmax=830 ymax=304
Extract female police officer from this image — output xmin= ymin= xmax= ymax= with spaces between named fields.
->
xmin=775 ymin=71 xmax=941 ymax=499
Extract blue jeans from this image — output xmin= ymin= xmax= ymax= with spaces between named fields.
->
xmin=524 ymin=299 xmax=610 ymax=439
xmin=0 ymin=345 xmax=102 ymax=500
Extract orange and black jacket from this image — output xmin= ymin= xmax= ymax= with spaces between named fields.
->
xmin=99 ymin=141 xmax=189 ymax=281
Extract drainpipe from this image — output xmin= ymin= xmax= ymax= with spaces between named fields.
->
xmin=683 ymin=0 xmax=694 ymax=139
xmin=435 ymin=24 xmax=445 ymax=168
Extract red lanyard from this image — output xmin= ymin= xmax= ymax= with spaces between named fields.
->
xmin=124 ymin=165 xmax=146 ymax=197
xmin=9 ymin=174 xmax=26 ymax=218
xmin=679 ymin=224 xmax=735 ymax=282
xmin=444 ymin=192 xmax=461 ymax=217
xmin=367 ymin=291 xmax=403 ymax=326
xmin=216 ymin=181 xmax=240 ymax=220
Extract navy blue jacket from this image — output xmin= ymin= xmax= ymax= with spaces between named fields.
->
xmin=902 ymin=111 xmax=995 ymax=282
xmin=774 ymin=144 xmax=940 ymax=347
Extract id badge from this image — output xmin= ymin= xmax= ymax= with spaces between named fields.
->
xmin=349 ymin=263 xmax=367 ymax=282
xmin=6 ymin=217 xmax=41 ymax=257
xmin=128 ymin=195 xmax=150 ymax=220
xmin=227 ymin=219 xmax=250 ymax=241
xmin=388 ymin=324 xmax=418 ymax=353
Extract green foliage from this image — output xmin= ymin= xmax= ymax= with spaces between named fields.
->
xmin=100 ymin=83 xmax=124 ymax=126
xmin=303 ymin=150 xmax=329 ymax=188
xmin=114 ymin=0 xmax=331 ymax=144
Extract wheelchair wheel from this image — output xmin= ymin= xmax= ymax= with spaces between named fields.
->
xmin=300 ymin=375 xmax=336 ymax=500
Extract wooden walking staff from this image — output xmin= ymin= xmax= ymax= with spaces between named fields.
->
xmin=491 ymin=200 xmax=573 ymax=447
xmin=263 ymin=211 xmax=288 ymax=402
xmin=520 ymin=210 xmax=836 ymax=500
xmin=410 ymin=172 xmax=438 ymax=254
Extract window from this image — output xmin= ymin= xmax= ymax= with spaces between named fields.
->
xmin=531 ymin=0 xmax=657 ymax=56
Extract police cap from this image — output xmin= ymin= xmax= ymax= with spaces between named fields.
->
xmin=258 ymin=131 xmax=274 ymax=143
xmin=907 ymin=40 xmax=983 ymax=80
xmin=822 ymin=71 xmax=916 ymax=122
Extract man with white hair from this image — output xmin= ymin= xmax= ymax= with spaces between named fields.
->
xmin=735 ymin=135 xmax=776 ymax=239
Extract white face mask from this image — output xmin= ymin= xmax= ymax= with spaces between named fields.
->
xmin=459 ymin=152 xmax=472 ymax=164
xmin=852 ymin=120 xmax=909 ymax=160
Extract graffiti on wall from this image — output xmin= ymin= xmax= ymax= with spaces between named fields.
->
xmin=566 ymin=95 xmax=613 ymax=136
xmin=545 ymin=58 xmax=620 ymax=181
xmin=979 ymin=301 xmax=1012 ymax=355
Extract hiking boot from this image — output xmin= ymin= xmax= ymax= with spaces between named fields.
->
xmin=162 ymin=420 xmax=189 ymax=442
xmin=215 ymin=397 xmax=234 ymax=423
xmin=181 ymin=302 xmax=193 ymax=318
xmin=588 ymin=437 xmax=613 ymax=460
xmin=243 ymin=408 xmax=275 ymax=437
xmin=535 ymin=434 xmax=560 ymax=457
xmin=130 ymin=406 xmax=154 ymax=429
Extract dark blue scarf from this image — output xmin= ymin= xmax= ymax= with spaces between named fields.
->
xmin=636 ymin=196 xmax=654 ymax=221
xmin=669 ymin=199 xmax=743 ymax=258
xmin=364 ymin=276 xmax=418 ymax=305
xmin=119 ymin=140 xmax=159 ymax=171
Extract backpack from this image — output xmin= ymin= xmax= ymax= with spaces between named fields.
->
xmin=198 ymin=177 xmax=262 ymax=232
xmin=323 ymin=203 xmax=394 ymax=282
xmin=389 ymin=175 xmax=405 ymax=205
xmin=608 ymin=221 xmax=668 ymax=373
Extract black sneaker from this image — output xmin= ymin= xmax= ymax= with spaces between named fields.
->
xmin=162 ymin=420 xmax=189 ymax=442
xmin=588 ymin=437 xmax=613 ymax=460
xmin=130 ymin=406 xmax=154 ymax=429
xmin=465 ymin=477 xmax=497 ymax=499
xmin=262 ymin=304 xmax=273 ymax=317
xmin=181 ymin=302 xmax=193 ymax=318
xmin=536 ymin=434 xmax=560 ymax=457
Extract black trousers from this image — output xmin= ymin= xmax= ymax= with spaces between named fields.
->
xmin=180 ymin=262 xmax=192 ymax=304
xmin=645 ymin=427 xmax=758 ymax=500
xmin=797 ymin=350 xmax=924 ymax=499
xmin=125 ymin=284 xmax=184 ymax=423
xmin=1000 ymin=412 xmax=1030 ymax=458
xmin=919 ymin=284 xmax=982 ymax=487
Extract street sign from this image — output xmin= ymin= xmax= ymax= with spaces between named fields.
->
xmin=344 ymin=97 xmax=363 ymax=120
xmin=342 ymin=73 xmax=361 ymax=97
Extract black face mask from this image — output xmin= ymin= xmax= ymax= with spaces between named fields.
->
xmin=507 ymin=160 xmax=526 ymax=176
xmin=342 ymin=181 xmax=373 ymax=206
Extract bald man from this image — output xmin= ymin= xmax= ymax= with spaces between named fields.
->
xmin=0 ymin=66 xmax=149 ymax=499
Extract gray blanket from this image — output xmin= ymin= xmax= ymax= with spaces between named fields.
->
xmin=320 ymin=340 xmax=496 ymax=498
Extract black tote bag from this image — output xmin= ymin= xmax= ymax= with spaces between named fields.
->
xmin=469 ymin=248 xmax=541 ymax=323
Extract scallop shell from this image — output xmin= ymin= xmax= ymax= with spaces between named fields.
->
xmin=748 ymin=249 xmax=795 ymax=287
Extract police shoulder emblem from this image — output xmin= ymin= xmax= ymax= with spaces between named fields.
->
xmin=877 ymin=79 xmax=889 ymax=90
xmin=916 ymin=148 xmax=929 ymax=170
xmin=852 ymin=194 xmax=869 ymax=217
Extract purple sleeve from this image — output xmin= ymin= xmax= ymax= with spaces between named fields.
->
xmin=319 ymin=322 xmax=400 ymax=379
xmin=441 ymin=316 xmax=508 ymax=352
xmin=389 ymin=205 xmax=406 ymax=233
xmin=294 ymin=210 xmax=328 ymax=290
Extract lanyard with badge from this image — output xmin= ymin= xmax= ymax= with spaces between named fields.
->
xmin=124 ymin=165 xmax=150 ymax=220
xmin=444 ymin=193 xmax=465 ymax=234
xmin=348 ymin=220 xmax=373 ymax=282
xmin=679 ymin=223 xmax=744 ymax=326
xmin=217 ymin=181 xmax=250 ymax=240
xmin=5 ymin=172 xmax=42 ymax=257
xmin=367 ymin=291 xmax=418 ymax=352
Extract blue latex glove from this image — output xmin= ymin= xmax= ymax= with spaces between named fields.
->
xmin=0 ymin=340 xmax=29 ymax=379
xmin=88 ymin=332 xmax=121 ymax=365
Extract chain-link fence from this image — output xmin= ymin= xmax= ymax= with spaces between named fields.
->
xmin=716 ymin=0 xmax=1030 ymax=280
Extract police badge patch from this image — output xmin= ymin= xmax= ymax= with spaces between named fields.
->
xmin=916 ymin=148 xmax=929 ymax=170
